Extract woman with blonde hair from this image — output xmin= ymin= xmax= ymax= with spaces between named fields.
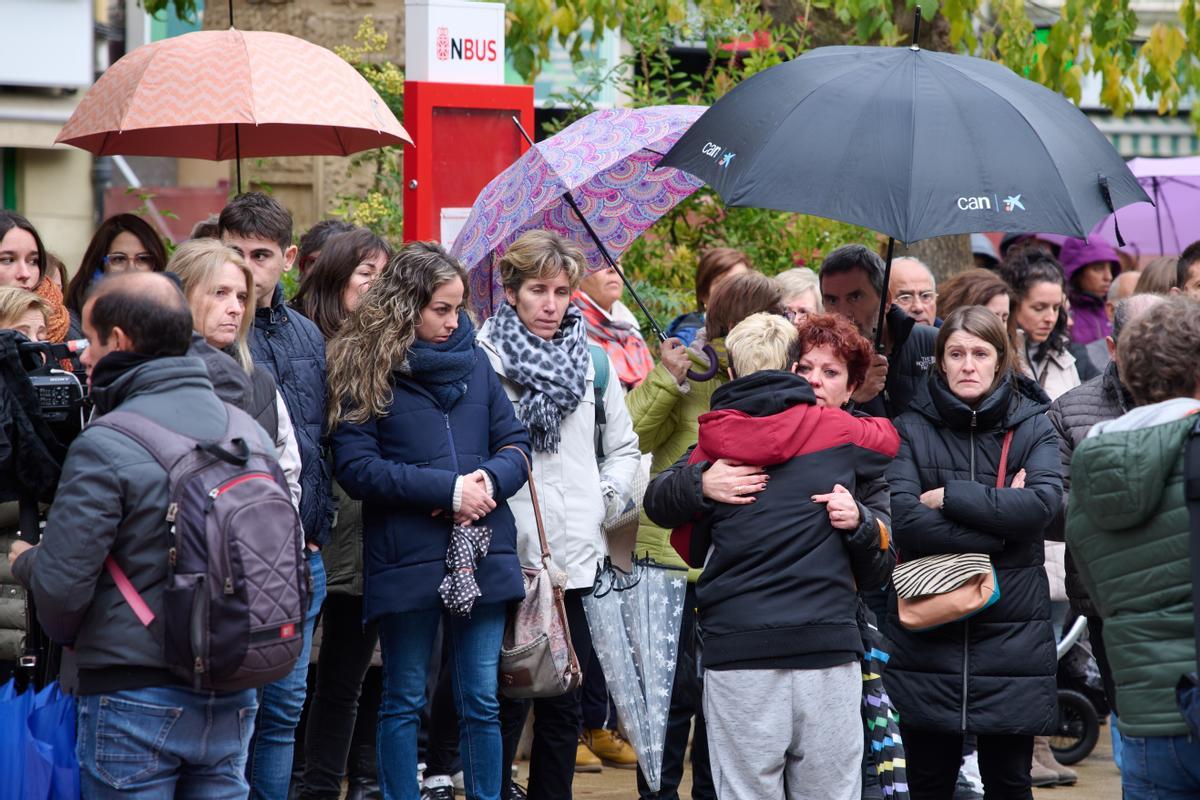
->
xmin=476 ymin=230 xmax=640 ymax=800
xmin=166 ymin=238 xmax=301 ymax=509
xmin=0 ymin=287 xmax=49 ymax=341
xmin=329 ymin=241 xmax=531 ymax=800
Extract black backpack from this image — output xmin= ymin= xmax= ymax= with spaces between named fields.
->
xmin=94 ymin=405 xmax=309 ymax=691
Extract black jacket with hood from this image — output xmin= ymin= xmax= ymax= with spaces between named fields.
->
xmin=648 ymin=370 xmax=899 ymax=671
xmin=884 ymin=371 xmax=1063 ymax=735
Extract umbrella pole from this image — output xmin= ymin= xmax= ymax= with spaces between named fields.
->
xmin=874 ymin=237 xmax=895 ymax=353
xmin=235 ymin=125 xmax=242 ymax=194
xmin=1154 ymin=177 xmax=1163 ymax=254
xmin=509 ymin=116 xmax=668 ymax=343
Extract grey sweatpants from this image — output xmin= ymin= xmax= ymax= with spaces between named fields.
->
xmin=703 ymin=661 xmax=863 ymax=800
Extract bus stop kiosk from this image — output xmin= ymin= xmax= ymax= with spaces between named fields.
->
xmin=403 ymin=0 xmax=535 ymax=244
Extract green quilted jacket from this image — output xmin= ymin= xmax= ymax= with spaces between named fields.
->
xmin=625 ymin=342 xmax=729 ymax=582
xmin=1066 ymin=401 xmax=1200 ymax=737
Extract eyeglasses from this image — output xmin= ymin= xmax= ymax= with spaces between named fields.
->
xmin=895 ymin=290 xmax=937 ymax=306
xmin=104 ymin=253 xmax=156 ymax=270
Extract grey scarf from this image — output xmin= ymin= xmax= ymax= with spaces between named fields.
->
xmin=488 ymin=302 xmax=589 ymax=452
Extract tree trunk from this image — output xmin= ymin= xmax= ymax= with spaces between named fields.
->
xmin=893 ymin=235 xmax=974 ymax=283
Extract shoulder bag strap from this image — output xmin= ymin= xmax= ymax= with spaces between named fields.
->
xmin=499 ymin=445 xmax=551 ymax=563
xmin=996 ymin=428 xmax=1015 ymax=488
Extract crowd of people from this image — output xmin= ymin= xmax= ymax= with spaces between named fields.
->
xmin=1 ymin=196 xmax=1200 ymax=800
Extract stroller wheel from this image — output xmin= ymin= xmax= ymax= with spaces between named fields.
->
xmin=1050 ymin=688 xmax=1100 ymax=765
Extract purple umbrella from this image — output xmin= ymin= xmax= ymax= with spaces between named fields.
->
xmin=1090 ymin=156 xmax=1197 ymax=256
xmin=450 ymin=106 xmax=705 ymax=330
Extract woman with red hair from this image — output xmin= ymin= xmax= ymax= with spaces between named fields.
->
xmin=792 ymin=312 xmax=873 ymax=411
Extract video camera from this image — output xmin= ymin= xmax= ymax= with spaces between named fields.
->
xmin=16 ymin=338 xmax=89 ymax=446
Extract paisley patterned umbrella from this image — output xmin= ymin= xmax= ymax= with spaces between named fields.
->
xmin=450 ymin=106 xmax=705 ymax=323
xmin=582 ymin=557 xmax=687 ymax=791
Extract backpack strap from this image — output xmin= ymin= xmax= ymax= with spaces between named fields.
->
xmin=589 ymin=345 xmax=609 ymax=460
xmin=90 ymin=410 xmax=201 ymax=473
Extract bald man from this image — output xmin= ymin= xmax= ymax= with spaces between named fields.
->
xmin=888 ymin=257 xmax=938 ymax=327
xmin=1085 ymin=271 xmax=1141 ymax=368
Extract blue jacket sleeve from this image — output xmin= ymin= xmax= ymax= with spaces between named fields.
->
xmin=332 ymin=415 xmax=458 ymax=509
xmin=888 ymin=424 xmax=1005 ymax=557
xmin=479 ymin=363 xmax=532 ymax=502
xmin=940 ymin=415 xmax=1063 ymax=543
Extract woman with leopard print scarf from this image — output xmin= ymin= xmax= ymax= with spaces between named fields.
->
xmin=478 ymin=230 xmax=641 ymax=800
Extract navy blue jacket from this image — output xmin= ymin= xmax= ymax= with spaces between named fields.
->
xmin=250 ymin=287 xmax=333 ymax=546
xmin=332 ymin=347 xmax=530 ymax=619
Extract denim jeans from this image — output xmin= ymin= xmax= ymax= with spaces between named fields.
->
xmin=76 ymin=685 xmax=258 ymax=799
xmin=378 ymin=601 xmax=507 ymax=800
xmin=1121 ymin=733 xmax=1200 ymax=799
xmin=249 ymin=548 xmax=327 ymax=799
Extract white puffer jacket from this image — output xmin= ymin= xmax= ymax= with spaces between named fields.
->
xmin=478 ymin=327 xmax=641 ymax=590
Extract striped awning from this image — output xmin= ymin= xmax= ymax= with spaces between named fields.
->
xmin=1087 ymin=111 xmax=1200 ymax=158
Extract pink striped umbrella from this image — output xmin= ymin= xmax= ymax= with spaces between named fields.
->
xmin=56 ymin=29 xmax=412 ymax=189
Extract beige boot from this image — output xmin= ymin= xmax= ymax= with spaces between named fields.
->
xmin=1033 ymin=735 xmax=1078 ymax=786
xmin=1029 ymin=737 xmax=1059 ymax=787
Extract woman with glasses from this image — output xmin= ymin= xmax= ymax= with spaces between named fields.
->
xmin=65 ymin=213 xmax=167 ymax=337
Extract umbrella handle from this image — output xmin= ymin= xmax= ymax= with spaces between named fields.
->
xmin=685 ymin=345 xmax=721 ymax=382
xmin=873 ymin=238 xmax=896 ymax=354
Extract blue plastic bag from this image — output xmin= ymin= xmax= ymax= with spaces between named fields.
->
xmin=0 ymin=679 xmax=79 ymax=800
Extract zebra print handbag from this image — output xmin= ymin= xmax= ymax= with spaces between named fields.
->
xmin=894 ymin=430 xmax=1012 ymax=631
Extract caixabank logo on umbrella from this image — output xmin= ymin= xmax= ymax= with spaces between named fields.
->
xmin=955 ymin=193 xmax=1025 ymax=212
xmin=701 ymin=141 xmax=737 ymax=169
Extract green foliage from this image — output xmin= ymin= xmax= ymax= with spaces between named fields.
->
xmin=141 ymin=0 xmax=199 ymax=22
xmin=510 ymin=0 xmax=1200 ymax=125
xmin=330 ymin=17 xmax=406 ymax=242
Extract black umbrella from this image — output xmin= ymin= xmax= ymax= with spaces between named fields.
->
xmin=659 ymin=14 xmax=1150 ymax=349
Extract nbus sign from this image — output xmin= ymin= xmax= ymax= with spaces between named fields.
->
xmin=407 ymin=0 xmax=505 ymax=85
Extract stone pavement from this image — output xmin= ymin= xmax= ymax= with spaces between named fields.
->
xmin=523 ymin=726 xmax=1122 ymax=799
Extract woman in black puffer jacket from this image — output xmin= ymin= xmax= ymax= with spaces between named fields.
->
xmin=884 ymin=307 xmax=1062 ymax=800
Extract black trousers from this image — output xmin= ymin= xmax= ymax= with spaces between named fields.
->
xmin=901 ymin=727 xmax=1033 ymax=800
xmin=298 ymin=592 xmax=379 ymax=799
xmin=1086 ymin=616 xmax=1118 ymax=716
xmin=637 ymin=584 xmax=712 ymax=800
xmin=500 ymin=588 xmax=593 ymax=800
xmin=580 ymin=648 xmax=616 ymax=730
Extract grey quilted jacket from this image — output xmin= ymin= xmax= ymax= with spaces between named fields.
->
xmin=12 ymin=356 xmax=274 ymax=694
xmin=1045 ymin=361 xmax=1132 ymax=615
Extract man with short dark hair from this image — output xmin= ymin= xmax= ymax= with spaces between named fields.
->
xmin=819 ymin=244 xmax=937 ymax=418
xmin=220 ymin=192 xmax=330 ymax=799
xmin=1173 ymin=240 xmax=1200 ymax=300
xmin=1067 ymin=296 xmax=1200 ymax=799
xmin=8 ymin=272 xmax=274 ymax=798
